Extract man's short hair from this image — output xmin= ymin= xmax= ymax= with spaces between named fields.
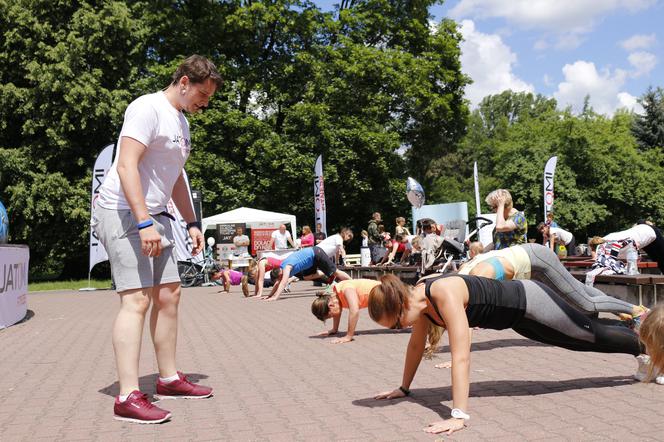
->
xmin=171 ymin=54 xmax=223 ymax=89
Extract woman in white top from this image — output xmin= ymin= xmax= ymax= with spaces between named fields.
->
xmin=538 ymin=223 xmax=576 ymax=256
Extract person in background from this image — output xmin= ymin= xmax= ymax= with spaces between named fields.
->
xmin=318 ymin=228 xmax=353 ymax=264
xmin=368 ymin=212 xmax=384 ymax=264
xmin=486 ymin=189 xmax=527 ymax=250
xmin=232 ymin=226 xmax=250 ymax=257
xmin=264 ymin=247 xmax=351 ymax=301
xmin=269 ymin=224 xmax=296 ymax=250
xmin=538 ymin=222 xmax=577 ymax=256
xmin=93 ymin=55 xmax=220 ymax=424
xmin=314 ymin=223 xmax=327 ymax=245
xmin=361 ymin=230 xmax=369 ymax=248
xmin=300 ymin=225 xmax=314 ymax=248
xmin=395 ymin=217 xmax=411 ymax=237
xmin=545 ymin=212 xmax=558 ymax=228
xmin=211 ymin=268 xmax=248 ymax=296
xmin=468 ymin=241 xmax=484 ymax=259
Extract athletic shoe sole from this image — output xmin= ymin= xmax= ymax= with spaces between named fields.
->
xmin=153 ymin=392 xmax=213 ymax=400
xmin=113 ymin=413 xmax=171 ymax=424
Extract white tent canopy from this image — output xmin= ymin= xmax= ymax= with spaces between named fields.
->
xmin=202 ymin=207 xmax=297 ymax=239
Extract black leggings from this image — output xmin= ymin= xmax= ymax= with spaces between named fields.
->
xmin=514 ymin=281 xmax=643 ymax=356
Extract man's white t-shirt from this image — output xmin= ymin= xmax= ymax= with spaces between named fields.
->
xmin=549 ymin=227 xmax=573 ymax=245
xmin=98 ymin=92 xmax=190 ymax=212
xmin=233 ymin=234 xmax=250 ymax=256
xmin=318 ymin=233 xmax=343 ymax=258
xmin=604 ymin=224 xmax=656 ymax=249
xmin=271 ymin=230 xmax=292 ymax=249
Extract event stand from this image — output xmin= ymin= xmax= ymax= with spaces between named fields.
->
xmin=0 ymin=244 xmax=29 ymax=329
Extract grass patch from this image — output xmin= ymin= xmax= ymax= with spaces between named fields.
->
xmin=29 ymin=279 xmax=112 ymax=292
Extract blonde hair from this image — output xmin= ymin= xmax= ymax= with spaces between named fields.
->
xmin=368 ymin=274 xmax=444 ymax=360
xmin=396 ymin=216 xmax=405 ymax=225
xmin=469 ymin=241 xmax=484 ymax=258
xmin=588 ymin=236 xmax=605 ymax=252
xmin=485 ymin=189 xmax=513 ymax=210
xmin=302 ymin=225 xmax=312 ymax=235
xmin=639 ymin=304 xmax=664 ymax=382
xmin=410 ymin=235 xmax=422 ymax=251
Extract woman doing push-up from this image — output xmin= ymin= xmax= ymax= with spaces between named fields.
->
xmin=369 ymin=274 xmax=660 ymax=436
xmin=311 ymin=279 xmax=380 ymax=344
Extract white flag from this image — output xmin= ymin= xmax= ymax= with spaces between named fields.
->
xmin=89 ymin=144 xmax=114 ymax=272
xmin=166 ymin=171 xmax=203 ymax=263
xmin=314 ymin=155 xmax=327 ymax=235
xmin=473 ymin=162 xmax=481 ymax=216
xmin=543 ymin=156 xmax=558 ymax=219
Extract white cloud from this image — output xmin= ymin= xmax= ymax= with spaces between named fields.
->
xmin=450 ymin=0 xmax=657 ymax=49
xmin=459 ymin=20 xmax=534 ymax=107
xmin=553 ymin=61 xmax=640 ymax=115
xmin=543 ymin=74 xmax=554 ymax=87
xmin=628 ymin=51 xmax=657 ymax=77
xmin=620 ymin=33 xmax=657 ymax=51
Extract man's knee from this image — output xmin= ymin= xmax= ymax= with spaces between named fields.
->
xmin=152 ymin=282 xmax=181 ymax=308
xmin=119 ymin=289 xmax=152 ymax=315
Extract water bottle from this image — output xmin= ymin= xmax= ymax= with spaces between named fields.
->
xmin=626 ymin=244 xmax=639 ymax=275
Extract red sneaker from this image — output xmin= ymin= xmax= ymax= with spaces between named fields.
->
xmin=113 ymin=390 xmax=171 ymax=424
xmin=154 ymin=372 xmax=213 ymax=400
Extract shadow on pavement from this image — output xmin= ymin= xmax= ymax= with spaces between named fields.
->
xmin=98 ymin=372 xmax=210 ymax=397
xmin=435 ymin=338 xmax=549 ymax=354
xmin=15 ymin=309 xmax=35 ymax=325
xmin=353 ymin=375 xmax=635 ymax=419
xmin=308 ymin=328 xmax=411 ymax=339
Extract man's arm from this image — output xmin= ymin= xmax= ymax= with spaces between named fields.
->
xmin=287 ymin=233 xmax=296 ymax=248
xmin=171 ymin=173 xmax=204 ymax=255
xmin=116 ymin=137 xmax=162 ymax=257
xmin=267 ymin=266 xmax=291 ymax=301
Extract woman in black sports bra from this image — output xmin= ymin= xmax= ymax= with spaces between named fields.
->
xmin=367 ymin=273 xmax=648 ymax=436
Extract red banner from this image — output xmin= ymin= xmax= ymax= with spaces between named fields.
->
xmin=251 ymin=228 xmax=276 ymax=255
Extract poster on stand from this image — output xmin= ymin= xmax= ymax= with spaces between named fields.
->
xmin=0 ymin=245 xmax=29 ymax=329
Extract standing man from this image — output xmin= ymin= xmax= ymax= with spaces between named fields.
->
xmin=367 ymin=212 xmax=384 ymax=264
xmin=269 ymin=224 xmax=296 ymax=250
xmin=94 ymin=55 xmax=222 ymax=424
xmin=232 ymin=225 xmax=250 ymax=257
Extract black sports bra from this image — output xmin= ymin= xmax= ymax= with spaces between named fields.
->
xmin=420 ymin=273 xmax=526 ymax=330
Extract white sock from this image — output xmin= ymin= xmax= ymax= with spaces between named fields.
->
xmin=118 ymin=394 xmax=130 ymax=402
xmin=160 ymin=373 xmax=180 ymax=384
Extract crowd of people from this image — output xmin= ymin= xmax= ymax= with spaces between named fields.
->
xmin=91 ymin=55 xmax=664 ymax=436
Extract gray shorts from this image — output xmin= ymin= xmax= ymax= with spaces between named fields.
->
xmin=92 ymin=206 xmax=180 ymax=292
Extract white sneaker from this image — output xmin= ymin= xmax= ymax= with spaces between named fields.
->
xmin=634 ymin=354 xmax=664 ymax=384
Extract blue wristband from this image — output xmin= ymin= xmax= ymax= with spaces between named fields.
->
xmin=137 ymin=219 xmax=154 ymax=230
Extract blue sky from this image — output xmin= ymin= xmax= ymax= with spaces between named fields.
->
xmin=313 ymin=0 xmax=664 ymax=115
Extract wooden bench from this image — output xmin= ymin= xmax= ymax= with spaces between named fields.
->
xmin=570 ymin=271 xmax=663 ymax=307
xmin=563 ymin=259 xmax=660 ymax=274
xmin=338 ymin=265 xmax=420 ymax=284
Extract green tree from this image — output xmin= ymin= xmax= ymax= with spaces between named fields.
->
xmin=632 ymin=86 xmax=664 ymax=151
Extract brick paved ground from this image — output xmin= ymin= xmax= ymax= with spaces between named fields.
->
xmin=1 ymin=281 xmax=664 ymax=441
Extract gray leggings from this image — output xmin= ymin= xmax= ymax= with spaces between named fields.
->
xmin=522 ymin=243 xmax=634 ymax=315
xmin=516 ymin=280 xmax=641 ymax=355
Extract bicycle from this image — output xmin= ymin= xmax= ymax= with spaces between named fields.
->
xmin=178 ymin=245 xmax=219 ymax=288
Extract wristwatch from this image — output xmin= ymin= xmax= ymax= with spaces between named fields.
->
xmin=451 ymin=408 xmax=470 ymax=420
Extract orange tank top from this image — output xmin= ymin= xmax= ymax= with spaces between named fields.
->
xmin=333 ymin=279 xmax=380 ymax=309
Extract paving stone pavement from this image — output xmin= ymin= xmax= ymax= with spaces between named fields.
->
xmin=1 ymin=281 xmax=664 ymax=441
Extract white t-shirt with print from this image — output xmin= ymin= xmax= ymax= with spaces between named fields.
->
xmin=318 ymin=233 xmax=343 ymax=258
xmin=98 ymin=92 xmax=190 ymax=212
xmin=271 ymin=230 xmax=292 ymax=249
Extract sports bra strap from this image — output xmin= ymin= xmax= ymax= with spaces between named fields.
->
xmin=419 ymin=274 xmax=448 ymax=327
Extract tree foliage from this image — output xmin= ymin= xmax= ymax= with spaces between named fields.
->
xmin=0 ymin=0 xmax=469 ymax=278
xmin=429 ymin=90 xmax=664 ymax=242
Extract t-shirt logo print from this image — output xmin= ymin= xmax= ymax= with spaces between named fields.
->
xmin=172 ymin=134 xmax=191 ymax=156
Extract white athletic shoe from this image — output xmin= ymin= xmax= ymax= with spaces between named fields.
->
xmin=634 ymin=354 xmax=664 ymax=384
